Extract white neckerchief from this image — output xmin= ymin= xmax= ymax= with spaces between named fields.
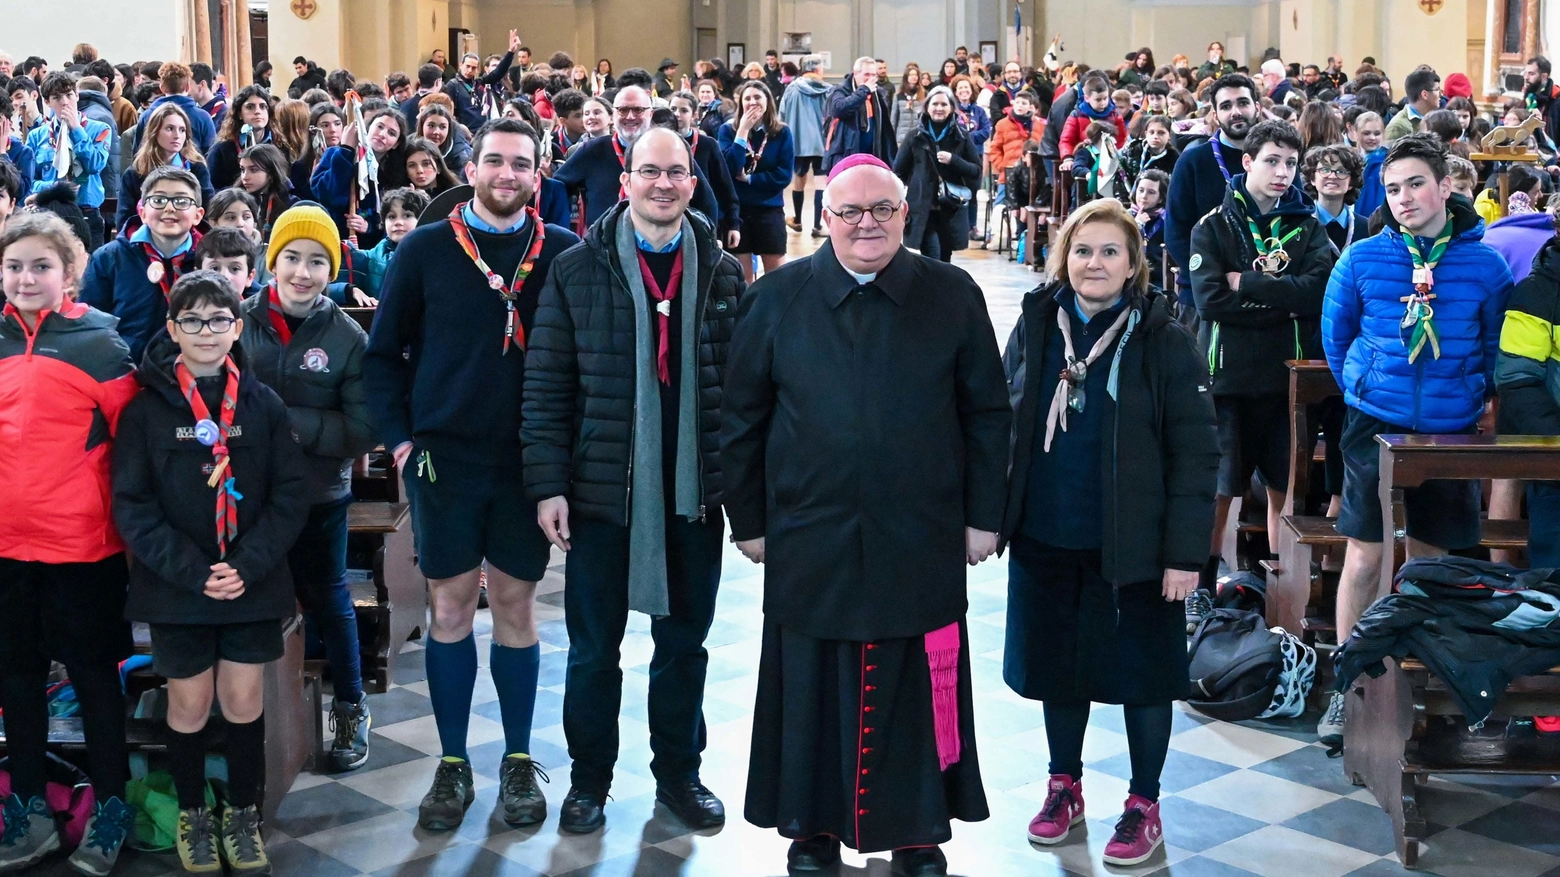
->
xmin=52 ymin=119 xmax=73 ymax=177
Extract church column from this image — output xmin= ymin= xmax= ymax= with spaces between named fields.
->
xmin=236 ymin=0 xmax=254 ymax=86
xmin=194 ymin=0 xmax=214 ymax=64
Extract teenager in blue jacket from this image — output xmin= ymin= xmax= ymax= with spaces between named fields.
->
xmin=1317 ymin=133 xmax=1513 ymax=748
xmin=310 ymin=107 xmax=410 ymax=249
xmin=719 ymin=81 xmax=795 ymax=281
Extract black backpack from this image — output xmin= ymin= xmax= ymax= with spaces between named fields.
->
xmin=1186 ymin=609 xmax=1315 ymax=721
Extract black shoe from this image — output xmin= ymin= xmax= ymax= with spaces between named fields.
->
xmin=891 ymin=846 xmax=948 ymax=877
xmin=497 ymin=755 xmax=549 ymax=826
xmin=787 ymin=836 xmax=841 ymax=872
xmin=559 ymin=786 xmax=607 ymax=834
xmin=655 ymin=780 xmax=725 ymax=829
xmin=417 ymin=759 xmax=475 ymax=831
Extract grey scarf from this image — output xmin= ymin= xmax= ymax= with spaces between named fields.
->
xmin=615 ymin=214 xmax=703 ymax=617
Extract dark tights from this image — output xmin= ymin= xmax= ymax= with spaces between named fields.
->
xmin=0 ymin=660 xmax=128 ymax=802
xmin=1043 ymin=701 xmax=1172 ymax=801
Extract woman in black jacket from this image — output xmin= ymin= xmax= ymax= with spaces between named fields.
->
xmin=206 ymin=85 xmax=277 ymax=190
xmin=998 ymin=199 xmax=1217 ymax=867
xmin=893 ymin=85 xmax=981 ymax=262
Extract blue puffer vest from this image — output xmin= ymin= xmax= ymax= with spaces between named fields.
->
xmin=1322 ymin=195 xmax=1514 ymax=432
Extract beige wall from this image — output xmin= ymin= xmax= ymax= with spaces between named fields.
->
xmin=3 ymin=0 xmax=186 ymax=67
xmin=269 ymin=0 xmax=344 ymax=87
xmin=1043 ymin=0 xmax=1282 ymax=73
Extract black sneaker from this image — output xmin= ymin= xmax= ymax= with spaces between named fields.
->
xmin=417 ymin=758 xmax=475 ymax=831
xmin=497 ymin=755 xmax=549 ymax=826
xmin=1184 ymin=590 xmax=1214 ymax=634
xmin=328 ymin=697 xmax=372 ymax=772
xmin=559 ymin=786 xmax=607 ymax=834
xmin=655 ymin=780 xmax=725 ymax=828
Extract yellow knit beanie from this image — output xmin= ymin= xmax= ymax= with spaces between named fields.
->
xmin=266 ymin=203 xmax=342 ymax=277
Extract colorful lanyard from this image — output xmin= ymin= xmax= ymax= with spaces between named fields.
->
xmin=140 ymin=244 xmax=182 ymax=300
xmin=1402 ymin=211 xmax=1453 ymax=363
xmin=174 ymin=355 xmax=242 ymax=558
xmin=447 ymin=202 xmax=546 ymax=354
xmin=1233 ymin=191 xmax=1303 ymax=274
xmin=1211 ymin=139 xmax=1235 ymax=183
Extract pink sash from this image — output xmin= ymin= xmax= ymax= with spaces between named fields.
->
xmin=923 ymin=622 xmax=962 ymax=770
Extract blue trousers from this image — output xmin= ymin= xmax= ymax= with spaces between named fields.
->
xmin=291 ymin=496 xmax=363 ymax=703
xmin=1530 ymin=482 xmax=1560 ymax=569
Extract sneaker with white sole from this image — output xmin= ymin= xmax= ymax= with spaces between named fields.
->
xmin=67 ymin=796 xmax=135 ymax=876
xmin=1102 ymin=794 xmax=1164 ymax=866
xmin=1318 ymin=690 xmax=1346 ymax=748
xmin=1026 ymin=774 xmax=1085 ymax=844
xmin=0 ymin=794 xmax=60 ymax=871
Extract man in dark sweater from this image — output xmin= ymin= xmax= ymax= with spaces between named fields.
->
xmin=665 ymin=92 xmax=742 ymax=247
xmin=522 ymin=126 xmax=745 ymax=837
xmin=363 ymin=118 xmax=579 ymax=835
xmin=1165 ymin=74 xmax=1260 ymax=324
xmin=553 ymin=85 xmax=720 ymax=229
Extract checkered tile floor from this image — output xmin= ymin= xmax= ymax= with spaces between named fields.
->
xmin=30 ymin=245 xmax=1560 ymax=875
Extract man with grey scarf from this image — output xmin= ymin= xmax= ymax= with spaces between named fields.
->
xmin=522 ymin=126 xmax=746 ymax=835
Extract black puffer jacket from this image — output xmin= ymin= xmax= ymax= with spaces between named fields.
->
xmin=998 ymin=284 xmax=1219 ymax=583
xmin=240 ymin=292 xmax=377 ymax=505
xmin=113 ymin=334 xmax=310 ymax=625
xmin=893 ymin=117 xmax=982 ymax=254
xmin=520 ymin=203 xmax=745 ymax=523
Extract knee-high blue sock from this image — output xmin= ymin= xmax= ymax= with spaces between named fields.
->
xmin=425 ymin=634 xmax=478 ymax=761
xmin=489 ymin=642 xmax=540 ymax=758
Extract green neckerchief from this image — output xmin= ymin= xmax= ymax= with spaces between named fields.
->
xmin=1401 ymin=209 xmax=1454 ymax=363
xmin=1233 ymin=190 xmax=1303 ymax=273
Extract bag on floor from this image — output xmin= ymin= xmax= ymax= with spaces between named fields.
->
xmin=0 ymin=754 xmax=96 ymax=848
xmin=1215 ymin=571 xmax=1267 ymax=614
xmin=125 ymin=771 xmax=216 ymax=852
xmin=1186 ymin=609 xmax=1316 ymax=721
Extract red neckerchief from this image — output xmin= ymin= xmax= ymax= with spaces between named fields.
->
xmin=266 ymin=283 xmax=295 ymax=345
xmin=139 ymin=243 xmax=186 ymax=301
xmin=637 ymin=248 xmax=684 ymax=385
xmin=612 ymin=136 xmax=628 ymax=200
xmin=174 ymin=355 xmax=241 ymax=558
xmin=447 ymin=201 xmax=547 ymax=354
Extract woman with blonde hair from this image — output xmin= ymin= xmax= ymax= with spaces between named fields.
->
xmin=999 ymin=197 xmax=1216 ymax=868
xmin=118 ymin=103 xmax=214 ymax=228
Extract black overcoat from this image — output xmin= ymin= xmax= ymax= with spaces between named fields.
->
xmin=720 ymin=242 xmax=1011 ymax=642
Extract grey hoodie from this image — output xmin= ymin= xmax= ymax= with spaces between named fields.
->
xmin=780 ymin=75 xmax=831 ymax=157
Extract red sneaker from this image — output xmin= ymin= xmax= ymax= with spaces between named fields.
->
xmin=1102 ymin=794 xmax=1163 ymax=866
xmin=1026 ymin=774 xmax=1085 ymax=845
xmin=1536 ymin=716 xmax=1560 ymax=735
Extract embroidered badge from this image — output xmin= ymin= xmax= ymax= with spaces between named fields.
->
xmin=1188 ymin=254 xmax=1203 ymax=271
xmin=146 ymin=261 xmax=165 ymax=284
xmin=302 ymin=347 xmax=330 ymax=372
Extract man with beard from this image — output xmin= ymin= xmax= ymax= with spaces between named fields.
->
xmin=1166 ymin=73 xmax=1260 ymax=327
xmin=1524 ymin=57 xmax=1560 ymax=151
xmin=553 ymin=85 xmax=720 ymax=229
xmin=988 ymin=61 xmax=1027 ymax=121
xmin=1321 ymin=56 xmax=1348 ymax=92
xmin=723 ymin=154 xmax=1010 ymax=877
xmin=443 ymin=29 xmax=520 ymax=130
xmin=521 ymin=126 xmax=745 ymax=835
xmin=363 ymin=117 xmax=581 ymax=834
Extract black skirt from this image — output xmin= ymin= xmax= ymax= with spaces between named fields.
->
xmin=745 ymin=618 xmax=989 ymax=853
xmin=730 ymin=205 xmax=788 ymax=255
xmin=1003 ymin=539 xmax=1189 ymax=704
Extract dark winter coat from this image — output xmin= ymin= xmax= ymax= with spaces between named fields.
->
xmin=520 ymin=203 xmax=743 ymax=522
xmin=720 ymin=242 xmax=1011 ymax=642
xmin=113 ymin=334 xmax=310 ymax=625
xmin=893 ymin=118 xmax=981 ymax=255
xmin=1335 ymin=557 xmax=1560 ymax=726
xmin=688 ymin=130 xmax=741 ymax=237
xmin=442 ymin=52 xmax=515 ymax=130
xmin=998 ymin=284 xmax=1217 ymax=583
xmin=1190 ymin=176 xmax=1335 ymax=396
xmin=78 ymin=222 xmax=203 ymax=365
xmin=1166 ymin=135 xmax=1246 ymax=305
xmin=239 ymin=292 xmax=377 ymax=505
xmin=822 ymin=77 xmax=896 ymax=171
xmin=551 ymin=135 xmax=722 ymax=230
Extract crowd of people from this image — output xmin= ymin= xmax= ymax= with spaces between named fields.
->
xmin=0 ymin=30 xmax=1557 ymax=877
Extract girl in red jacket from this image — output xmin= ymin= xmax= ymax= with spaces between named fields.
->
xmin=0 ymin=212 xmax=139 ymax=875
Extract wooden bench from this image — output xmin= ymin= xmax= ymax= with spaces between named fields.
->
xmin=346 ymin=501 xmax=425 ymax=693
xmin=340 ymin=307 xmax=376 ymax=334
xmin=1265 ymin=361 xmax=1343 ymax=636
xmin=1343 ymin=434 xmax=1560 ymax=867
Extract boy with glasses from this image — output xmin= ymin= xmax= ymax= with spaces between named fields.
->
xmin=80 ymin=166 xmax=205 ymax=363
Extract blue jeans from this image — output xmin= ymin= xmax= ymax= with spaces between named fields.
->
xmin=290 ymin=496 xmax=363 ymax=703
xmin=1530 ymin=483 xmax=1560 ymax=569
xmin=562 ymin=510 xmax=724 ymax=791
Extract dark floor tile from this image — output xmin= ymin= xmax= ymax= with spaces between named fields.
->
xmin=1145 ymin=855 xmax=1264 ymax=877
xmin=1341 ymin=859 xmax=1420 ymax=876
xmin=1282 ymin=797 xmax=1400 ymax=857
xmin=1458 ymin=799 xmax=1560 ymax=855
xmin=265 ymin=839 xmax=366 ymax=877
xmin=365 ymin=685 xmax=437 ymax=726
xmin=372 ymin=844 xmax=546 ymax=877
xmin=1087 ymin=748 xmax=1238 ymax=795
xmin=272 ymin=780 xmax=400 ymax=838
xmin=1248 ymin=743 xmax=1362 ymax=796
xmin=1155 ymin=798 xmax=1267 ymax=853
xmin=355 ymin=729 xmax=440 ymax=774
xmin=393 ymin=649 xmax=428 ymax=685
xmin=1450 ymin=774 xmax=1559 ymax=799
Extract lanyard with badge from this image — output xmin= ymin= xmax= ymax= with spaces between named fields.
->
xmin=447 ymin=201 xmax=546 ymax=355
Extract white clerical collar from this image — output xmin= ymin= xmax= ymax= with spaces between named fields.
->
xmin=845 ymin=267 xmax=878 ymax=284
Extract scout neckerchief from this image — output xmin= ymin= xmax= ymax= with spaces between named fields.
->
xmin=612 ymin=135 xmax=629 ymax=199
xmin=1211 ymin=137 xmax=1235 ymax=183
xmin=51 ymin=119 xmax=73 ymax=179
xmin=140 ymin=242 xmax=188 ymax=300
xmin=637 ymin=247 xmax=684 ymax=384
xmin=1401 ymin=211 xmax=1453 ymax=363
xmin=174 ymin=355 xmax=242 ymax=558
xmin=1045 ymin=301 xmax=1132 ymax=452
xmin=447 ymin=201 xmax=546 ymax=354
xmin=1232 ymin=190 xmax=1303 ymax=275
xmin=266 ymin=282 xmax=297 ymax=346
xmin=742 ymin=128 xmax=768 ymax=177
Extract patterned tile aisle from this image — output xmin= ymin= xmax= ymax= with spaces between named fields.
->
xmin=34 ymin=230 xmax=1560 ymax=875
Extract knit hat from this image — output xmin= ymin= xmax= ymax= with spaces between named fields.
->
xmin=266 ymin=202 xmax=341 ymax=276
xmin=1443 ymin=72 xmax=1473 ymax=99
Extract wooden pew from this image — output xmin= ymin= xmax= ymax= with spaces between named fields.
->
xmin=340 ymin=307 xmax=375 ymax=334
xmin=1343 ymin=434 xmax=1560 ymax=867
xmin=1264 ymin=361 xmax=1342 ymax=636
xmin=347 ymin=501 xmax=425 ymax=693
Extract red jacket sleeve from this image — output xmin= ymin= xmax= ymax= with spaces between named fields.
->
xmin=1059 ymin=115 xmax=1083 ymax=158
xmin=100 ymin=372 xmax=139 ymax=433
xmin=1113 ymin=115 xmax=1128 ymax=148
